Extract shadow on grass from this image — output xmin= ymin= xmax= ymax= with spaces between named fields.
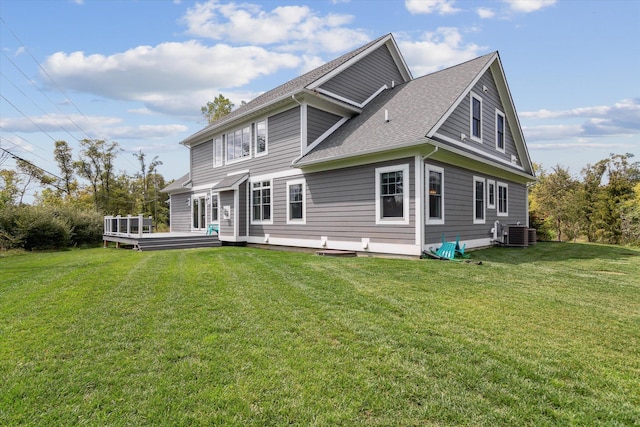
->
xmin=470 ymin=241 xmax=640 ymax=265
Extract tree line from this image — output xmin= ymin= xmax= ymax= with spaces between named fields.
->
xmin=0 ymin=139 xmax=171 ymax=250
xmin=529 ymin=153 xmax=639 ymax=245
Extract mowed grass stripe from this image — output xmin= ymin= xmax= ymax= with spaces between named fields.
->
xmin=0 ymin=243 xmax=638 ymax=425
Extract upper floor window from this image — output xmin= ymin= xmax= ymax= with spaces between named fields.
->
xmin=470 ymin=92 xmax=483 ymax=143
xmin=251 ymin=180 xmax=272 ymax=224
xmin=473 ymin=176 xmax=485 ymax=224
xmin=256 ymin=120 xmax=267 ymax=156
xmin=496 ymin=110 xmax=505 ymax=152
xmin=213 ymin=137 xmax=223 ymax=167
xmin=426 ymin=165 xmax=444 ymax=225
xmin=375 ymin=164 xmax=410 ymax=225
xmin=227 ymin=126 xmax=251 ymax=163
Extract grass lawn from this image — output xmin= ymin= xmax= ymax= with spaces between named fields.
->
xmin=1 ymin=243 xmax=639 ymax=426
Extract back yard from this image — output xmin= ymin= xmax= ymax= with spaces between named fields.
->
xmin=1 ymin=243 xmax=638 ymax=425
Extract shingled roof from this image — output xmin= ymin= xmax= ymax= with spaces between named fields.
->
xmin=181 ymin=34 xmax=394 ymax=146
xmin=294 ymin=52 xmax=497 ymax=166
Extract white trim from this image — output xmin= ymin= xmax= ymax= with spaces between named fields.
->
xmin=246 ymin=235 xmax=422 ymax=256
xmin=470 ymin=91 xmax=483 ymax=143
xmin=251 ymin=168 xmax=303 ymax=183
xmin=286 ymin=178 xmax=306 ymax=224
xmin=497 ymin=181 xmax=508 ymax=216
xmin=299 ymin=102 xmax=308 ymax=154
xmin=314 ymin=84 xmax=387 ymax=109
xmin=433 ymin=132 xmax=525 ymax=172
xmin=233 ymin=188 xmax=239 ymax=238
xmin=414 ymin=156 xmax=423 ymax=246
xmin=473 ymin=176 xmax=486 ymax=224
xmin=375 ymin=164 xmax=410 ymax=225
xmin=425 ymin=164 xmax=445 ymax=225
xmin=225 ymin=126 xmax=252 ymax=165
xmin=301 ymin=116 xmax=349 ymax=158
xmin=254 ymin=118 xmax=268 ymax=157
xmin=307 ymin=35 xmax=394 ymax=90
xmin=487 ymin=179 xmax=496 ymax=209
xmin=495 ymin=109 xmax=506 ymax=153
xmin=210 ymin=192 xmax=220 ymax=224
xmin=424 ymin=237 xmax=492 ymax=252
xmin=249 ymin=179 xmax=273 ymax=225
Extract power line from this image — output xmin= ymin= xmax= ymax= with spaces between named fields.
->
xmin=0 ymin=145 xmax=67 ymax=193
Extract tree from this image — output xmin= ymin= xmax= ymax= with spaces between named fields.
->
xmin=75 ymin=139 xmax=121 ymax=212
xmin=201 ymin=94 xmax=234 ymax=125
xmin=53 ymin=140 xmax=77 ymax=197
xmin=529 ymin=165 xmax=581 ymax=241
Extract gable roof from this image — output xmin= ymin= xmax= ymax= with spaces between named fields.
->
xmin=160 ymin=172 xmax=191 ymax=193
xmin=294 ymin=52 xmax=496 ymax=166
xmin=181 ymin=34 xmax=410 ymax=147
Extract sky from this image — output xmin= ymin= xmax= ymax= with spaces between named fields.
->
xmin=1 ymin=0 xmax=639 ymax=200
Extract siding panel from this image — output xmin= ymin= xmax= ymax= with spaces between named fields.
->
xmin=307 ymin=107 xmax=342 ymax=145
xmin=320 ymin=45 xmax=404 ymax=105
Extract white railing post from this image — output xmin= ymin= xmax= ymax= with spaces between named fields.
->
xmin=138 ymin=214 xmax=143 ymax=238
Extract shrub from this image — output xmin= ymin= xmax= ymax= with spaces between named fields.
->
xmin=17 ymin=207 xmax=71 ymax=250
xmin=54 ymin=207 xmax=103 ymax=247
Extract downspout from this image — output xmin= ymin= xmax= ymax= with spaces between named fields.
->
xmin=419 ymin=145 xmax=439 ymax=253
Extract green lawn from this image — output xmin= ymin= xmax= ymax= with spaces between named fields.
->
xmin=1 ymin=243 xmax=638 ymax=426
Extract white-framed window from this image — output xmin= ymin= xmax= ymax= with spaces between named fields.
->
xmin=286 ymin=178 xmax=306 ymax=224
xmin=226 ymin=126 xmax=251 ymax=163
xmin=375 ymin=164 xmax=410 ymax=225
xmin=495 ymin=110 xmax=506 ymax=153
xmin=210 ymin=192 xmax=219 ymax=222
xmin=497 ymin=182 xmax=508 ymax=216
xmin=487 ymin=179 xmax=496 ymax=209
xmin=213 ymin=136 xmax=223 ymax=167
xmin=251 ymin=180 xmax=272 ymax=224
xmin=255 ymin=119 xmax=267 ymax=156
xmin=473 ymin=176 xmax=485 ymax=224
xmin=425 ymin=164 xmax=444 ymax=225
xmin=470 ymin=92 xmax=483 ymax=143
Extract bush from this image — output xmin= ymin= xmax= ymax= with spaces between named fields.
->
xmin=54 ymin=208 xmax=103 ymax=247
xmin=17 ymin=207 xmax=71 ymax=250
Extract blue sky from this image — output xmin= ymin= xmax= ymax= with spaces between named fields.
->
xmin=1 ymin=0 xmax=639 ymax=198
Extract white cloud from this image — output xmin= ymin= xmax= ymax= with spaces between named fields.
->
xmin=106 ymin=124 xmax=189 ymax=140
xmin=398 ymin=28 xmax=486 ymax=75
xmin=476 ymin=7 xmax=495 ymax=19
xmin=181 ymin=0 xmax=369 ymax=54
xmin=522 ymin=98 xmax=640 ymax=144
xmin=503 ymin=0 xmax=556 ymax=13
xmin=41 ymin=41 xmax=301 ymax=115
xmin=405 ymin=0 xmax=460 ymax=15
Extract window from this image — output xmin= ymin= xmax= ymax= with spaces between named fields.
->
xmin=251 ymin=180 xmax=272 ymax=223
xmin=226 ymin=126 xmax=251 ymax=162
xmin=470 ymin=92 xmax=483 ymax=142
xmin=375 ymin=164 xmax=410 ymax=225
xmin=256 ymin=120 xmax=267 ymax=156
xmin=210 ymin=193 xmax=219 ymax=222
xmin=473 ymin=176 xmax=485 ymax=224
xmin=214 ymin=137 xmax=223 ymax=167
xmin=498 ymin=182 xmax=508 ymax=216
xmin=426 ymin=165 xmax=444 ymax=224
xmin=496 ymin=110 xmax=505 ymax=152
xmin=487 ymin=179 xmax=496 ymax=209
xmin=286 ymin=179 xmax=306 ymax=224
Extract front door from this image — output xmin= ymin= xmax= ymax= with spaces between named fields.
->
xmin=192 ymin=194 xmax=207 ymax=231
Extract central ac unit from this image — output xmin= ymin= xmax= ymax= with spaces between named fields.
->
xmin=506 ymin=225 xmax=528 ymax=247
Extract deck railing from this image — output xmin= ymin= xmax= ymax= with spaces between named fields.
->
xmin=104 ymin=215 xmax=153 ymax=238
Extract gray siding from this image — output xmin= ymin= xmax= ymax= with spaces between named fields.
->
xmin=170 ymin=192 xmax=191 ymax=232
xmin=424 ymin=160 xmax=528 ymax=245
xmin=238 ymin=182 xmax=247 ymax=237
xmin=307 ymin=107 xmax=342 ymax=146
xmin=437 ymin=70 xmax=519 ymax=166
xmin=219 ymin=191 xmax=234 ymax=237
xmin=190 ymin=106 xmax=301 ymax=187
xmin=319 ymin=45 xmax=404 ymax=105
xmin=250 ymin=158 xmax=416 ymax=245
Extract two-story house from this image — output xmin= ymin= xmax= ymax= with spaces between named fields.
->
xmin=162 ymin=33 xmax=535 ymax=256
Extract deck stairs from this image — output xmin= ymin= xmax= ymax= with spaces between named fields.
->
xmin=135 ymin=234 xmax=221 ymax=251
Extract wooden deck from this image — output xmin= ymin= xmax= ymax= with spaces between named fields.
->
xmin=103 ymin=232 xmax=222 ymax=251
